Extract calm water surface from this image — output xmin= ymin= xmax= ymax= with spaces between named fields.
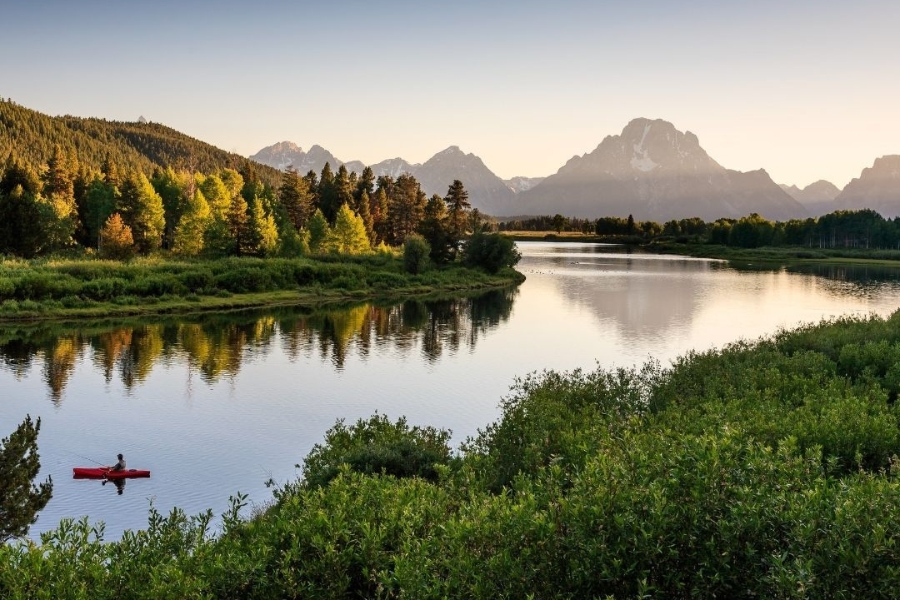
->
xmin=4 ymin=241 xmax=900 ymax=540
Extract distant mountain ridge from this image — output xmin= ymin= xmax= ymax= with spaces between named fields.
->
xmin=779 ymin=180 xmax=841 ymax=216
xmin=515 ymin=118 xmax=808 ymax=221
xmin=834 ymin=155 xmax=900 ymax=217
xmin=251 ymin=143 xmax=515 ymax=215
xmin=252 ymin=120 xmax=900 ymax=221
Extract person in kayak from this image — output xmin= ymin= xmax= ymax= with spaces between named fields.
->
xmin=109 ymin=454 xmax=126 ymax=472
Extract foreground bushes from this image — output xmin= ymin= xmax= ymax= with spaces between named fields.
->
xmin=7 ymin=313 xmax=900 ymax=597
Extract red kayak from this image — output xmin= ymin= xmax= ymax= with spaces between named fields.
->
xmin=73 ymin=467 xmax=151 ymax=479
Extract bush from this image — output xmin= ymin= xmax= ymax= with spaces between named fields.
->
xmin=462 ymin=232 xmax=521 ymax=273
xmin=300 ymin=414 xmax=453 ymax=489
xmin=403 ymin=235 xmax=430 ymax=275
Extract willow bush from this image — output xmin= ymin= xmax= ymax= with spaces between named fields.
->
xmin=6 ymin=312 xmax=900 ymax=597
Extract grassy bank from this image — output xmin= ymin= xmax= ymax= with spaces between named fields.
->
xmin=0 ymin=255 xmax=524 ymax=322
xmin=647 ymin=240 xmax=900 ymax=265
xmin=504 ymin=230 xmax=900 ymax=267
xmin=6 ymin=312 xmax=900 ymax=597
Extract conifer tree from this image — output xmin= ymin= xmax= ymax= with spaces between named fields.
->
xmin=420 ymin=193 xmax=451 ymax=263
xmin=0 ymin=160 xmax=43 ymax=257
xmin=227 ymin=191 xmax=250 ymax=256
xmin=388 ymin=173 xmax=427 ymax=245
xmin=317 ymin=162 xmax=338 ymax=223
xmin=0 ymin=415 xmax=53 ymax=543
xmin=307 ymin=208 xmax=330 ymax=253
xmin=357 ymin=189 xmax=375 ymax=243
xmin=372 ymin=187 xmax=390 ymax=245
xmin=356 ymin=165 xmax=375 ymax=201
xmin=279 ymin=167 xmax=313 ymax=231
xmin=335 ymin=164 xmax=355 ymax=212
xmin=444 ymin=179 xmax=471 ymax=256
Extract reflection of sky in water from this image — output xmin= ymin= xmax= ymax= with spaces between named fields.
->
xmin=4 ymin=242 xmax=900 ymax=541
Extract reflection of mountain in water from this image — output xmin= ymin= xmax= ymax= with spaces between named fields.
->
xmin=0 ymin=289 xmax=517 ymax=400
xmin=522 ymin=248 xmax=723 ymax=344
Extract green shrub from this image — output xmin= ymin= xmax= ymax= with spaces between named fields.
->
xmin=300 ymin=414 xmax=453 ymax=489
xmin=462 ymin=232 xmax=521 ymax=273
xmin=403 ymin=235 xmax=430 ymax=275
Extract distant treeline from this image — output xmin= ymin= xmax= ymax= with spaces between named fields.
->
xmin=501 ymin=209 xmax=900 ymax=249
xmin=0 ymin=146 xmax=488 ymax=267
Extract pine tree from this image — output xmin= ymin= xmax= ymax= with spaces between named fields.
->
xmin=372 ymin=187 xmax=390 ymax=245
xmin=0 ymin=415 xmax=53 ymax=543
xmin=307 ymin=208 xmax=330 ymax=253
xmin=444 ymin=179 xmax=471 ymax=256
xmin=0 ymin=160 xmax=44 ymax=257
xmin=357 ymin=189 xmax=375 ymax=243
xmin=420 ymin=193 xmax=451 ymax=263
xmin=356 ymin=165 xmax=375 ymax=202
xmin=317 ymin=162 xmax=338 ymax=223
xmin=388 ymin=173 xmax=426 ymax=245
xmin=335 ymin=164 xmax=355 ymax=212
xmin=227 ymin=191 xmax=250 ymax=256
xmin=278 ymin=167 xmax=313 ymax=231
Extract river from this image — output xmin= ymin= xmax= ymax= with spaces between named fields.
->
xmin=3 ymin=242 xmax=900 ymax=540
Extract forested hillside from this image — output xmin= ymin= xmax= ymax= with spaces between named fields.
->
xmin=0 ymin=98 xmax=280 ymax=186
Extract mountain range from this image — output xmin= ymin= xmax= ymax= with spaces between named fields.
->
xmin=6 ymin=98 xmax=894 ymax=222
xmin=253 ymin=119 xmax=897 ymax=222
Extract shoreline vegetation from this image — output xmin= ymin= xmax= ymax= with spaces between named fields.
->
xmin=0 ymin=254 xmax=524 ymax=323
xmin=504 ymin=230 xmax=900 ymax=267
xmin=6 ymin=311 xmax=900 ymax=596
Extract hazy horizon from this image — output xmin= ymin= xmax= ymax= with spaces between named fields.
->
xmin=2 ymin=0 xmax=898 ymax=188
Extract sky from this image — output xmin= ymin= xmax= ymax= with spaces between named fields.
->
xmin=2 ymin=0 xmax=898 ymax=188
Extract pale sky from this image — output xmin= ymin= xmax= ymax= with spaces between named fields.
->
xmin=2 ymin=0 xmax=898 ymax=188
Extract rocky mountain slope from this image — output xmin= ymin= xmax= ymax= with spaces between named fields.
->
xmin=834 ymin=156 xmax=900 ymax=217
xmin=514 ymin=118 xmax=808 ymax=221
xmin=780 ymin=180 xmax=842 ymax=216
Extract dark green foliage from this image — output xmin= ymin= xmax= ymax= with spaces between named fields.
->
xmin=403 ymin=234 xmax=430 ymax=274
xmin=300 ymin=414 xmax=453 ymax=489
xmin=11 ymin=314 xmax=900 ymax=596
xmin=0 ymin=98 xmax=281 ymax=188
xmin=462 ymin=231 xmax=521 ymax=273
xmin=0 ymin=416 xmax=53 ymax=542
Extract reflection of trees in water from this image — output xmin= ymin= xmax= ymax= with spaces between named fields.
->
xmin=0 ymin=287 xmax=518 ymax=399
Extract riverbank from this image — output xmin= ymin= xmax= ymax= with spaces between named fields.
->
xmin=502 ymin=231 xmax=900 ymax=267
xmin=0 ymin=255 xmax=525 ymax=322
xmin=5 ymin=311 xmax=900 ymax=597
xmin=646 ymin=240 xmax=900 ymax=266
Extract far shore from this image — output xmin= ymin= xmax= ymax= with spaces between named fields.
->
xmin=501 ymin=231 xmax=900 ymax=267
